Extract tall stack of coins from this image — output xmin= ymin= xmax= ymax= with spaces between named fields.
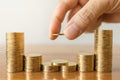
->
xmin=25 ymin=54 xmax=42 ymax=72
xmin=95 ymin=30 xmax=113 ymax=72
xmin=77 ymin=53 xmax=94 ymax=72
xmin=94 ymin=30 xmax=98 ymax=70
xmin=94 ymin=30 xmax=98 ymax=54
xmin=6 ymin=32 xmax=24 ymax=72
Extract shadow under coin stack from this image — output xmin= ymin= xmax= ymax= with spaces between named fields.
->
xmin=6 ymin=32 xmax=24 ymax=72
xmin=25 ymin=54 xmax=42 ymax=72
xmin=77 ymin=53 xmax=94 ymax=72
xmin=95 ymin=30 xmax=113 ymax=72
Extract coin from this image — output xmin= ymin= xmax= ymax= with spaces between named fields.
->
xmin=51 ymin=59 xmax=68 ymax=66
xmin=52 ymin=33 xmax=64 ymax=36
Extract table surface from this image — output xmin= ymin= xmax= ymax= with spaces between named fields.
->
xmin=0 ymin=44 xmax=120 ymax=80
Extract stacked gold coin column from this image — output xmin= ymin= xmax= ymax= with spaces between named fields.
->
xmin=77 ymin=54 xmax=94 ymax=72
xmin=94 ymin=30 xmax=98 ymax=70
xmin=25 ymin=54 xmax=42 ymax=72
xmin=94 ymin=30 xmax=98 ymax=54
xmin=95 ymin=30 xmax=113 ymax=72
xmin=6 ymin=32 xmax=24 ymax=72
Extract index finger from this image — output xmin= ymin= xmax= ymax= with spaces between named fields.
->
xmin=49 ymin=0 xmax=78 ymax=40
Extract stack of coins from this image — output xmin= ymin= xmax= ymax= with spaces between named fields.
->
xmin=95 ymin=30 xmax=112 ymax=72
xmin=25 ymin=54 xmax=42 ymax=72
xmin=42 ymin=62 xmax=59 ymax=72
xmin=94 ymin=30 xmax=98 ymax=70
xmin=94 ymin=30 xmax=98 ymax=54
xmin=77 ymin=53 xmax=94 ymax=72
xmin=42 ymin=59 xmax=71 ymax=72
xmin=6 ymin=32 xmax=24 ymax=72
xmin=61 ymin=62 xmax=77 ymax=72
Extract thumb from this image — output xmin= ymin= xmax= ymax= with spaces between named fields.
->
xmin=64 ymin=0 xmax=108 ymax=40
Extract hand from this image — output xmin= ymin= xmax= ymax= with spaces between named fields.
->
xmin=49 ymin=0 xmax=120 ymax=40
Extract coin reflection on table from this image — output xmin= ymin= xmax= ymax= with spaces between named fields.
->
xmin=7 ymin=73 xmax=15 ymax=80
xmin=26 ymin=72 xmax=44 ymax=80
xmin=97 ymin=73 xmax=112 ymax=80
xmin=7 ymin=73 xmax=26 ymax=80
xmin=43 ymin=72 xmax=55 ymax=79
xmin=62 ymin=72 xmax=78 ymax=79
xmin=43 ymin=72 xmax=64 ymax=80
xmin=26 ymin=73 xmax=33 ymax=80
xmin=77 ymin=72 xmax=96 ymax=80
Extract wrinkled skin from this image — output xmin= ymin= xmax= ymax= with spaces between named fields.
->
xmin=49 ymin=0 xmax=120 ymax=40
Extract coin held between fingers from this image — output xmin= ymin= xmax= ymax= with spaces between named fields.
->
xmin=51 ymin=33 xmax=64 ymax=36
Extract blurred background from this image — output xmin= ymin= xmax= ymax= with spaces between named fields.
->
xmin=0 ymin=0 xmax=119 ymax=45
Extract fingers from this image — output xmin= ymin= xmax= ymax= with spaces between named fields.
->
xmin=79 ymin=0 xmax=88 ymax=6
xmin=49 ymin=0 xmax=78 ymax=40
xmin=64 ymin=0 xmax=108 ymax=40
xmin=103 ymin=13 xmax=120 ymax=23
xmin=85 ymin=17 xmax=102 ymax=32
xmin=67 ymin=5 xmax=81 ymax=22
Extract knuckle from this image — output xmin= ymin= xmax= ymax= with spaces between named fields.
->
xmin=74 ymin=9 xmax=95 ymax=28
xmin=107 ymin=0 xmax=120 ymax=12
xmin=63 ymin=0 xmax=78 ymax=9
xmin=55 ymin=15 xmax=63 ymax=23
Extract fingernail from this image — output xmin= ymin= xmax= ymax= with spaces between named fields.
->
xmin=64 ymin=24 xmax=82 ymax=39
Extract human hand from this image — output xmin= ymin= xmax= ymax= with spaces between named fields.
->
xmin=49 ymin=0 xmax=120 ymax=40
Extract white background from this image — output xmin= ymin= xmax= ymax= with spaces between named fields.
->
xmin=0 ymin=0 xmax=119 ymax=45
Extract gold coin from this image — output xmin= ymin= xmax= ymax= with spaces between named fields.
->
xmin=52 ymin=33 xmax=64 ymax=36
xmin=51 ymin=59 xmax=68 ymax=66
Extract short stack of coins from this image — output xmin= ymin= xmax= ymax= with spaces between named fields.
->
xmin=43 ymin=59 xmax=77 ymax=72
xmin=6 ymin=32 xmax=24 ymax=72
xmin=61 ymin=62 xmax=77 ymax=72
xmin=77 ymin=53 xmax=94 ymax=72
xmin=51 ymin=59 xmax=69 ymax=72
xmin=25 ymin=54 xmax=42 ymax=72
xmin=42 ymin=62 xmax=59 ymax=72
xmin=95 ymin=30 xmax=113 ymax=72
